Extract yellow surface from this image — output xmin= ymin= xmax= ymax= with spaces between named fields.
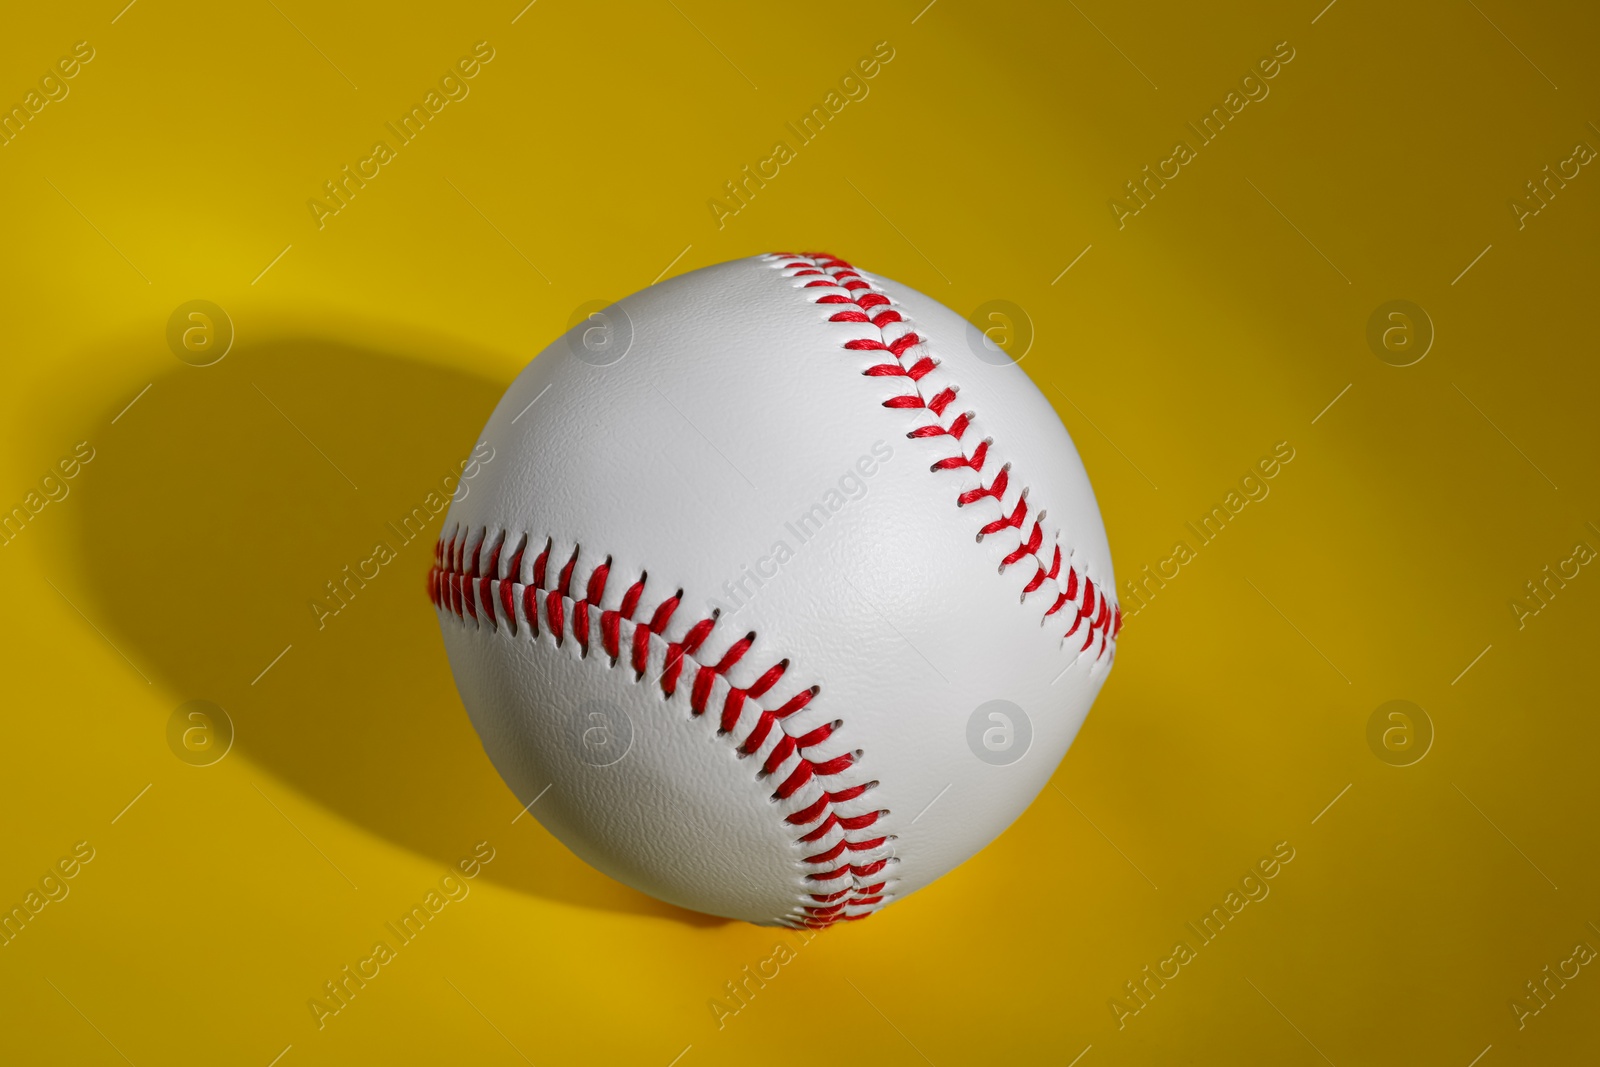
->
xmin=2 ymin=1 xmax=1597 ymax=1063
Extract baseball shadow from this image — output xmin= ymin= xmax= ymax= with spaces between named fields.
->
xmin=46 ymin=327 xmax=725 ymax=928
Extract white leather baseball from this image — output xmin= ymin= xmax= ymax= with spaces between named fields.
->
xmin=431 ymin=253 xmax=1119 ymax=927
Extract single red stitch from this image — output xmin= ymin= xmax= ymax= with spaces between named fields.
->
xmin=690 ymin=665 xmax=715 ymax=716
xmin=763 ymin=735 xmax=797 ymax=776
xmin=587 ymin=557 xmax=611 ymax=606
xmin=573 ymin=599 xmax=590 ymax=653
xmin=557 ymin=547 xmax=578 ymax=599
xmin=479 ymin=572 xmax=498 ymax=630
xmin=714 ymin=633 xmax=754 ymax=673
xmin=805 ymin=840 xmax=849 ymax=865
xmin=747 ymin=658 xmax=788 ymax=699
xmin=798 ymin=813 xmax=841 ymax=843
xmin=499 ymin=575 xmax=517 ymax=634
xmin=926 ymin=387 xmax=957 ymax=415
xmin=504 ymin=534 xmax=527 ymax=582
xmin=792 ymin=722 xmax=835 ymax=750
xmin=771 ymin=687 xmax=817 ymax=720
xmin=661 ymin=643 xmax=686 ymax=695
xmin=601 ymin=610 xmax=621 ymax=660
xmin=631 ymin=619 xmax=650 ymax=676
xmin=620 ymin=575 xmax=645 ymax=619
xmin=484 ymin=532 xmax=504 ymax=583
xmin=648 ymin=595 xmax=680 ymax=635
xmin=826 ymin=781 xmax=872 ymax=804
xmin=523 ymin=583 xmax=540 ymax=638
xmin=532 ymin=539 xmax=550 ymax=590
xmin=960 ymin=466 xmax=1010 ymax=508
xmin=443 ymin=530 xmax=459 ymax=614
xmin=528 ymin=579 xmax=547 ymax=639
xmin=811 ymin=754 xmax=855 ymax=776
xmin=545 ymin=590 xmax=564 ymax=647
xmin=720 ymin=688 xmax=747 ymax=733
xmin=463 ymin=534 xmax=479 ymax=621
xmin=774 ymin=760 xmax=814 ymax=799
xmin=681 ymin=616 xmax=717 ymax=656
xmin=741 ymin=711 xmax=777 ymax=755
xmin=785 ymin=792 xmax=833 ymax=826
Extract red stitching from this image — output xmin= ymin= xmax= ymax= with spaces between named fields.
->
xmin=432 ymin=253 xmax=1119 ymax=925
xmin=431 ymin=525 xmax=895 ymax=926
xmin=774 ymin=252 xmax=1120 ymax=659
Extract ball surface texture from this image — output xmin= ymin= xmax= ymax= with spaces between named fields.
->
xmin=431 ymin=253 xmax=1120 ymax=926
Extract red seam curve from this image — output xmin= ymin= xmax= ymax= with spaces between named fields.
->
xmin=773 ymin=252 xmax=1122 ymax=657
xmin=430 ymin=527 xmax=896 ymax=928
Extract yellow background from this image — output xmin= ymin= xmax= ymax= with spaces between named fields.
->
xmin=2 ymin=0 xmax=1596 ymax=1063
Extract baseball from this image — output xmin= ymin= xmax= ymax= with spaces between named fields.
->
xmin=430 ymin=252 xmax=1120 ymax=927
